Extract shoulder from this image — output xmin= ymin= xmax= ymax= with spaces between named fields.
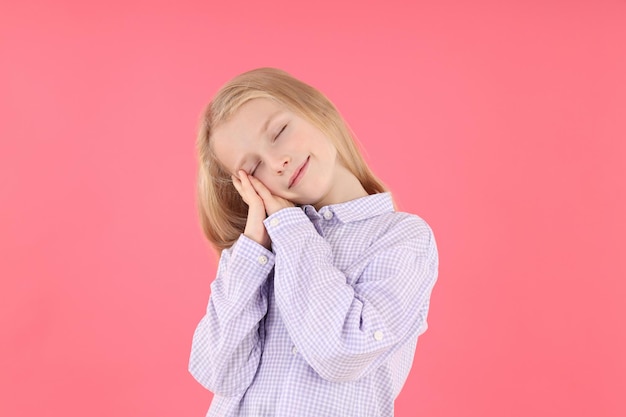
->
xmin=377 ymin=210 xmax=433 ymax=238
xmin=365 ymin=211 xmax=435 ymax=252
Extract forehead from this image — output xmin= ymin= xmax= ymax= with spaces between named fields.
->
xmin=211 ymin=98 xmax=285 ymax=171
xmin=216 ymin=98 xmax=283 ymax=138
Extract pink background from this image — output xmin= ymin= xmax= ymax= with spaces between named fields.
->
xmin=2 ymin=1 xmax=625 ymax=416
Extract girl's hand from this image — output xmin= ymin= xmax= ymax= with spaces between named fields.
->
xmin=247 ymin=176 xmax=295 ymax=216
xmin=232 ymin=171 xmax=271 ymax=249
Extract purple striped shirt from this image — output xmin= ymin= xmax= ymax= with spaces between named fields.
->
xmin=189 ymin=192 xmax=439 ymax=416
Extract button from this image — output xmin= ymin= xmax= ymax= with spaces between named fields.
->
xmin=257 ymin=255 xmax=268 ymax=265
xmin=323 ymin=211 xmax=333 ymax=220
xmin=269 ymin=218 xmax=280 ymax=227
xmin=291 ymin=346 xmax=298 ymax=355
xmin=373 ymin=331 xmax=383 ymax=341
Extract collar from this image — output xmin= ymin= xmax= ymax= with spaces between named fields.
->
xmin=300 ymin=192 xmax=395 ymax=224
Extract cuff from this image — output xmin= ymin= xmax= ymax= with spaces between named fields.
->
xmin=231 ymin=233 xmax=276 ymax=271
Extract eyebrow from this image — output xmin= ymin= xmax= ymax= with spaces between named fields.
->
xmin=233 ymin=110 xmax=283 ymax=177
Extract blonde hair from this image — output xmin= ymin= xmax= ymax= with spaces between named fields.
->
xmin=196 ymin=67 xmax=388 ymax=252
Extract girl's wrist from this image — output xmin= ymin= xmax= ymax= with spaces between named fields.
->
xmin=244 ymin=224 xmax=271 ymax=249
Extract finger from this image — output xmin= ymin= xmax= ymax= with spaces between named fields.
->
xmin=232 ymin=175 xmax=252 ymax=202
xmin=248 ymin=176 xmax=273 ymax=201
xmin=234 ymin=171 xmax=250 ymax=192
xmin=231 ymin=175 xmax=242 ymax=192
xmin=248 ymin=177 xmax=292 ymax=215
xmin=239 ymin=171 xmax=259 ymax=196
xmin=236 ymin=171 xmax=268 ymax=211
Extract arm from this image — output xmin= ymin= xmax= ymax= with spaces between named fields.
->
xmin=264 ymin=208 xmax=439 ymax=383
xmin=188 ymin=171 xmax=285 ymax=395
xmin=188 ymin=234 xmax=274 ymax=396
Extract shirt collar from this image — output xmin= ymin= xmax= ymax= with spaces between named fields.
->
xmin=301 ymin=192 xmax=395 ymax=224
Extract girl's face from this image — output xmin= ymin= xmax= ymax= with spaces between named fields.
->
xmin=212 ymin=98 xmax=358 ymax=208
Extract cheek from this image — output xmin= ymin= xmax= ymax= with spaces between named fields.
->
xmin=254 ymin=173 xmax=280 ymax=193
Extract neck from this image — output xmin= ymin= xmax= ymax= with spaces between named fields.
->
xmin=313 ymin=165 xmax=369 ymax=210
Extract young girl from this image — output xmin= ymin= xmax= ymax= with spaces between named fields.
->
xmin=189 ymin=68 xmax=439 ymax=417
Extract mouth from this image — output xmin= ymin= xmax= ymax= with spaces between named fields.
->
xmin=288 ymin=156 xmax=310 ymax=189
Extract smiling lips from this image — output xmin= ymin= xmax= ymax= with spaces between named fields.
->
xmin=289 ymin=156 xmax=310 ymax=189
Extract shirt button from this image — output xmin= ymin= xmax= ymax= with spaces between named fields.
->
xmin=269 ymin=218 xmax=280 ymax=227
xmin=374 ymin=331 xmax=384 ymax=341
xmin=323 ymin=211 xmax=333 ymax=220
xmin=292 ymin=346 xmax=298 ymax=355
xmin=257 ymin=255 xmax=268 ymax=265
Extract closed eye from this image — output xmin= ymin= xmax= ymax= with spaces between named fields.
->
xmin=250 ymin=161 xmax=261 ymax=176
xmin=274 ymin=124 xmax=287 ymax=141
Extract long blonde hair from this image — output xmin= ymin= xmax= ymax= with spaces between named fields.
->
xmin=196 ymin=67 xmax=388 ymax=252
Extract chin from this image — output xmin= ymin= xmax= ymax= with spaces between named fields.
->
xmin=290 ymin=183 xmax=332 ymax=207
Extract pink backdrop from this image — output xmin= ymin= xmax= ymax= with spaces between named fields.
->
xmin=2 ymin=1 xmax=625 ymax=416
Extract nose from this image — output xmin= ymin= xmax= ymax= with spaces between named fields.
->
xmin=272 ymin=154 xmax=291 ymax=175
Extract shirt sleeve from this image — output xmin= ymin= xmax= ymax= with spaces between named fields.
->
xmin=263 ymin=207 xmax=439 ymax=383
xmin=188 ymin=234 xmax=275 ymax=396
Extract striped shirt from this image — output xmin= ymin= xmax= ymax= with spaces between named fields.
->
xmin=189 ymin=192 xmax=439 ymax=417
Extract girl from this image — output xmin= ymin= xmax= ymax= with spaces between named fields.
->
xmin=189 ymin=68 xmax=439 ymax=417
